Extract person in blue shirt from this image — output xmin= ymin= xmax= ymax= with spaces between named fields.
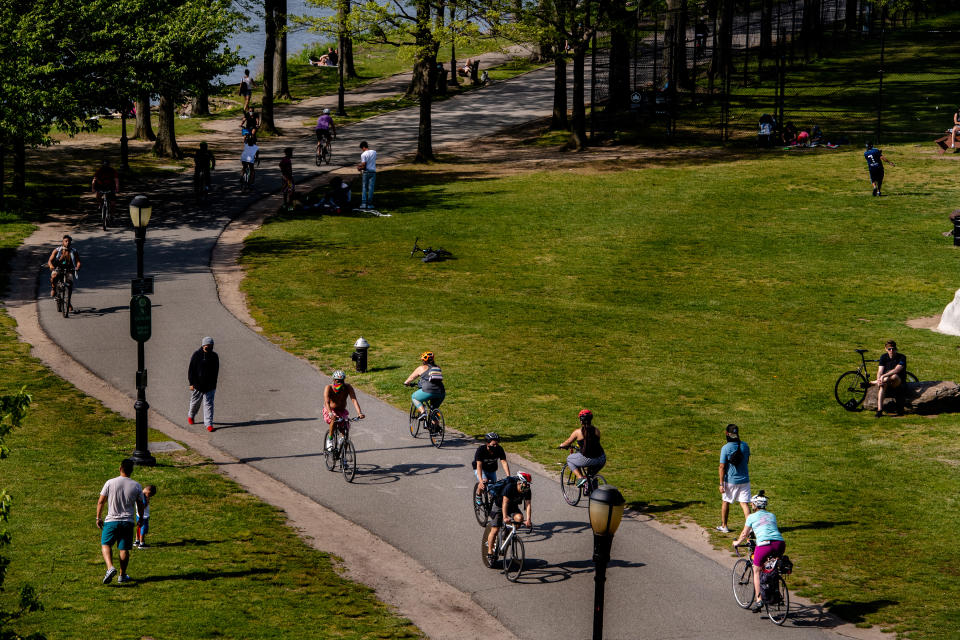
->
xmin=864 ymin=141 xmax=895 ymax=196
xmin=717 ymin=423 xmax=750 ymax=533
xmin=732 ymin=491 xmax=785 ymax=612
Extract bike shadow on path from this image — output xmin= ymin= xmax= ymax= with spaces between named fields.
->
xmin=528 ymin=520 xmax=592 ymax=542
xmin=349 ymin=461 xmax=465 ymax=485
xmin=509 ymin=556 xmax=648 ymax=585
xmin=215 ymin=417 xmax=317 ymax=430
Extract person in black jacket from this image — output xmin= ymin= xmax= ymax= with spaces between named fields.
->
xmin=188 ymin=336 xmax=220 ymax=432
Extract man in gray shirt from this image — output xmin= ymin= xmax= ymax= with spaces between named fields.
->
xmin=97 ymin=459 xmax=145 ymax=584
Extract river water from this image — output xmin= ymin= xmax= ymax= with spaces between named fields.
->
xmin=227 ymin=0 xmax=333 ymax=82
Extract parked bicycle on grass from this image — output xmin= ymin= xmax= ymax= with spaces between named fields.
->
xmin=834 ymin=346 xmax=917 ymax=411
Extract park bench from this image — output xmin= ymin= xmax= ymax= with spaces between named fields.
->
xmin=935 ymin=130 xmax=956 ymax=154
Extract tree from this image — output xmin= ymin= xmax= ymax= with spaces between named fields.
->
xmin=273 ymin=0 xmax=292 ymax=99
xmin=0 ymin=388 xmax=43 ymax=640
xmin=261 ymin=0 xmax=279 ymax=133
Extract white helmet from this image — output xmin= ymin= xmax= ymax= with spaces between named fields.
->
xmin=750 ymin=491 xmax=768 ymax=509
xmin=323 ymin=108 xmax=330 ymax=115
xmin=332 ymin=370 xmax=345 ymax=381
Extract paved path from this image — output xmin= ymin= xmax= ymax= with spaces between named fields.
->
xmin=23 ymin=66 xmax=867 ymax=639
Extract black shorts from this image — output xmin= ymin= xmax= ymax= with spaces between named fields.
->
xmin=489 ymin=501 xmax=522 ymax=525
xmin=868 ymin=167 xmax=884 ymax=183
xmin=316 ymin=129 xmax=331 ymax=142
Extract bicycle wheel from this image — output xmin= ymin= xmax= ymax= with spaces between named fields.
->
xmin=766 ymin=577 xmax=789 ymax=625
xmin=55 ymin=283 xmax=63 ymax=314
xmin=323 ymin=434 xmax=337 ymax=471
xmin=834 ymin=370 xmax=867 ymax=411
xmin=429 ymin=410 xmax=445 ymax=448
xmin=473 ymin=483 xmax=490 ymax=526
xmin=408 ymin=404 xmax=420 ymax=438
xmin=906 ymin=371 xmax=919 ymax=383
xmin=503 ymin=535 xmax=525 ymax=582
xmin=732 ymin=558 xmax=755 ymax=608
xmin=101 ymin=200 xmax=109 ymax=230
xmin=322 ymin=144 xmax=332 ymax=165
xmin=560 ymin=464 xmax=582 ymax=506
xmin=315 ymin=147 xmax=322 ymax=166
xmin=63 ymin=292 xmax=70 ymax=318
xmin=341 ymin=440 xmax=357 ymax=482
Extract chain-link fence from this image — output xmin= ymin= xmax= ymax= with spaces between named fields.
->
xmin=592 ymin=1 xmax=954 ymax=145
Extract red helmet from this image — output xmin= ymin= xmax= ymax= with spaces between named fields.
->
xmin=516 ymin=471 xmax=532 ymax=486
xmin=578 ymin=409 xmax=593 ymax=422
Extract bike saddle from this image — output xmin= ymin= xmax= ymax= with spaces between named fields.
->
xmin=854 ymin=349 xmax=868 ymax=354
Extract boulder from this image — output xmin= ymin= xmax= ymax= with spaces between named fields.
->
xmin=864 ymin=381 xmax=960 ymax=414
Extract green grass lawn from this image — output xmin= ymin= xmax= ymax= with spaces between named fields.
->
xmin=239 ymin=143 xmax=960 ymax=638
xmin=0 ymin=229 xmax=420 ymax=639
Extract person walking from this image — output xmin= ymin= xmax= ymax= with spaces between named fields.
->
xmin=280 ymin=147 xmax=295 ymax=211
xmin=97 ymin=459 xmax=145 ymax=584
xmin=188 ymin=336 xmax=220 ymax=432
xmin=864 ymin=141 xmax=894 ymax=197
xmin=357 ymin=141 xmax=377 ymax=210
xmin=717 ymin=423 xmax=751 ymax=533
xmin=239 ymin=68 xmax=254 ymax=110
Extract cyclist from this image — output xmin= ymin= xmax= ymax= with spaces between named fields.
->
xmin=193 ymin=141 xmax=216 ymax=194
xmin=486 ymin=472 xmax=532 ymax=567
xmin=403 ymin=351 xmax=445 ymax=420
xmin=91 ymin=159 xmax=120 ymax=210
xmin=322 ymin=370 xmax=364 ymax=452
xmin=474 ymin=432 xmax=510 ymax=501
xmin=558 ymin=409 xmax=606 ymax=490
xmin=315 ymin=108 xmax=337 ymax=157
xmin=240 ymin=107 xmax=260 ymax=137
xmin=47 ymin=234 xmax=81 ymax=311
xmin=240 ymin=134 xmax=260 ymax=188
xmin=732 ymin=491 xmax=785 ymax=612
xmin=279 ymin=147 xmax=294 ymax=210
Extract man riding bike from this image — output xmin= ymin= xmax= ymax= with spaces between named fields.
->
xmin=403 ymin=351 xmax=445 ymax=419
xmin=322 ymin=370 xmax=364 ymax=451
xmin=91 ymin=159 xmax=120 ymax=210
xmin=474 ymin=432 xmax=510 ymax=500
xmin=194 ymin=141 xmax=216 ymax=193
xmin=486 ymin=472 xmax=532 ymax=567
xmin=47 ymin=234 xmax=81 ymax=312
xmin=315 ymin=108 xmax=337 ymax=155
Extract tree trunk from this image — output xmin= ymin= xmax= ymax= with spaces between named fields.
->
xmin=191 ymin=91 xmax=210 ymax=116
xmin=0 ymin=146 xmax=5 ymax=208
xmin=801 ymin=0 xmax=821 ymax=61
xmin=342 ymin=0 xmax=357 ymax=78
xmin=12 ymin=137 xmax=25 ymax=196
xmin=134 ymin=92 xmax=155 ymax=141
xmin=413 ymin=0 xmax=435 ymax=162
xmin=274 ymin=0 xmax=292 ymax=99
xmin=570 ymin=47 xmax=587 ymax=150
xmin=607 ymin=1 xmax=632 ymax=109
xmin=711 ymin=0 xmax=734 ymax=81
xmin=551 ymin=44 xmax=568 ymax=130
xmin=153 ymin=95 xmax=181 ymax=158
xmin=664 ymin=0 xmax=689 ymax=90
xmin=844 ymin=0 xmax=858 ymax=32
xmin=261 ymin=0 xmax=278 ymax=133
xmin=760 ymin=0 xmax=772 ymax=57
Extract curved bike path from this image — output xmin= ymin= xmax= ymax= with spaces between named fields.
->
xmin=11 ymin=64 xmax=874 ymax=639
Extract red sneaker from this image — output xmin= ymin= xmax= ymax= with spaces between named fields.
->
xmin=206 ymin=425 xmax=215 ymax=432
xmin=187 ymin=417 xmax=194 ymax=425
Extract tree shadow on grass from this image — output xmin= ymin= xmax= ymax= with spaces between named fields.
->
xmin=135 ymin=566 xmax=275 ymax=584
xmin=779 ymin=520 xmax=856 ymax=533
xmin=628 ymin=499 xmax=704 ymax=515
xmin=150 ymin=537 xmax=223 ymax=548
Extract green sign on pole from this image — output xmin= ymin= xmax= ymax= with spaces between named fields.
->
xmin=130 ymin=295 xmax=152 ymax=342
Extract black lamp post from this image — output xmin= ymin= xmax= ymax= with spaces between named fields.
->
xmin=129 ymin=195 xmax=155 ymax=467
xmin=588 ymin=485 xmax=625 ymax=640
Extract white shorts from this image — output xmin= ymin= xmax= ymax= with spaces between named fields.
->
xmin=722 ymin=482 xmax=751 ymax=504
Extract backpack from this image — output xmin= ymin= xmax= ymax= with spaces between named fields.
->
xmin=727 ymin=442 xmax=743 ymax=466
xmin=486 ymin=477 xmax=512 ymax=499
xmin=759 ymin=562 xmax=782 ymax=604
xmin=778 ymin=555 xmax=793 ymax=575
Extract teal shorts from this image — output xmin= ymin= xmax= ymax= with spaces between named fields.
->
xmin=101 ymin=521 xmax=135 ymax=550
xmin=411 ymin=389 xmax=444 ymax=409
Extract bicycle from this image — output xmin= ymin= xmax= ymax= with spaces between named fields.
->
xmin=323 ymin=416 xmax=362 ymax=482
xmin=472 ymin=478 xmax=497 ymax=526
xmin=834 ymin=348 xmax=918 ymax=411
xmin=240 ymin=162 xmax=256 ymax=193
xmin=194 ymin=170 xmax=211 ymax=203
xmin=315 ymin=134 xmax=332 ymax=166
xmin=96 ymin=190 xmax=114 ymax=230
xmin=53 ymin=271 xmax=71 ymax=318
xmin=410 ymin=237 xmax=453 ymax=263
xmin=480 ymin=517 xmax=527 ymax=582
xmin=405 ymin=384 xmax=445 ymax=448
xmin=732 ymin=540 xmax=790 ymax=625
xmin=557 ymin=443 xmax=606 ymax=506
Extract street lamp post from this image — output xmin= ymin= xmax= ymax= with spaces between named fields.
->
xmin=588 ymin=485 xmax=626 ymax=640
xmin=129 ymin=195 xmax=156 ymax=467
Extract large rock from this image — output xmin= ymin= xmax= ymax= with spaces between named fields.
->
xmin=864 ymin=381 xmax=960 ymax=414
xmin=936 ymin=288 xmax=960 ymax=336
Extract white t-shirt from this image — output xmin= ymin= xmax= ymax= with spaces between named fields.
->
xmin=241 ymin=144 xmax=259 ymax=164
xmin=100 ymin=476 xmax=144 ymax=523
xmin=241 ymin=76 xmax=253 ymax=91
xmin=360 ymin=149 xmax=377 ymax=171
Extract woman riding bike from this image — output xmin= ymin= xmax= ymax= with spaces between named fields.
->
xmin=558 ymin=409 xmax=606 ymax=489
xmin=403 ymin=351 xmax=445 ymax=417
xmin=732 ymin=491 xmax=785 ymax=612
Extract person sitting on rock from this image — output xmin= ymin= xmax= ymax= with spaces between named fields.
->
xmin=874 ymin=339 xmax=906 ymax=418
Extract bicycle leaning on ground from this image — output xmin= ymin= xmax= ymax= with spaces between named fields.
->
xmin=732 ymin=539 xmax=791 ymax=625
xmin=405 ymin=382 xmax=445 ymax=448
xmin=834 ymin=348 xmax=918 ymax=411
xmin=480 ymin=518 xmax=527 ymax=582
xmin=557 ymin=443 xmax=606 ymax=506
xmin=324 ymin=416 xmax=362 ymax=482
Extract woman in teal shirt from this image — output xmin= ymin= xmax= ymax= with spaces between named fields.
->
xmin=732 ymin=491 xmax=785 ymax=611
